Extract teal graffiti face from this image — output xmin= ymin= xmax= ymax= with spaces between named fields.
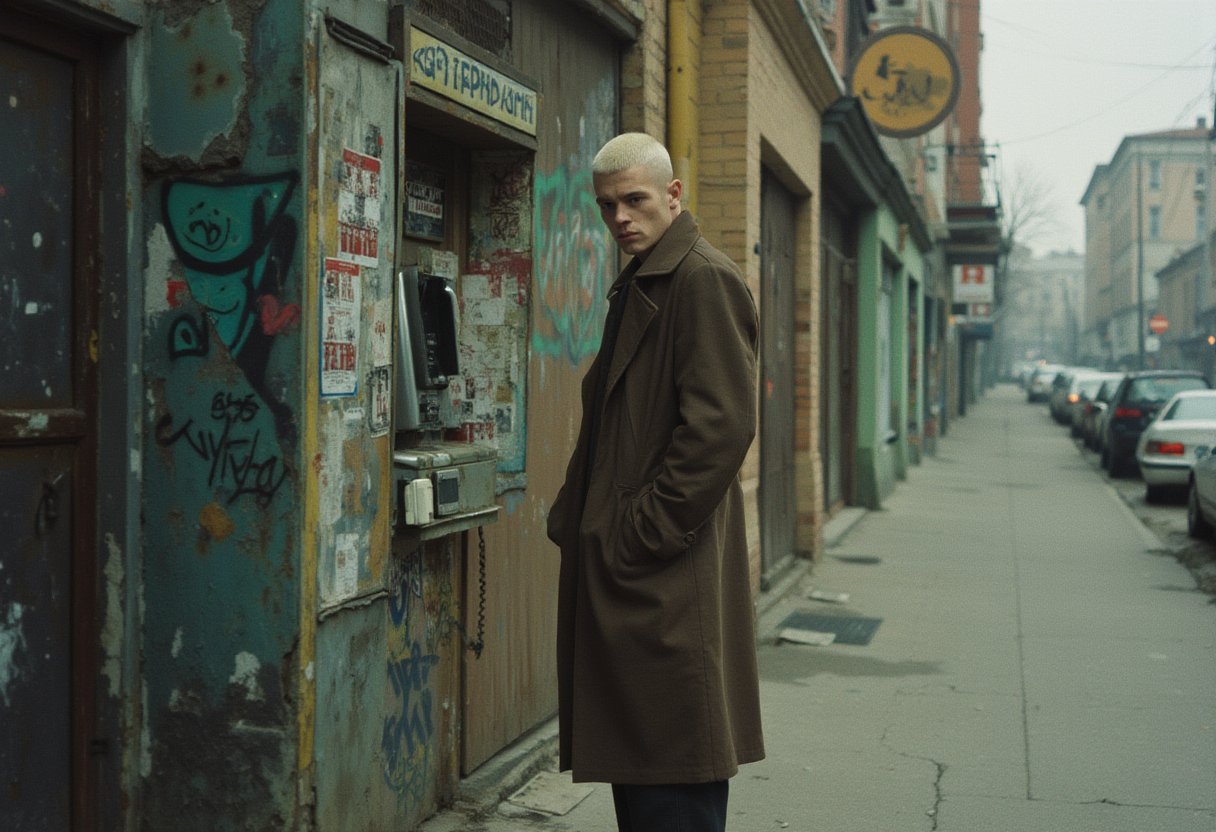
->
xmin=162 ymin=175 xmax=297 ymax=355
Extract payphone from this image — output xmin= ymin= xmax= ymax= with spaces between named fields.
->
xmin=392 ymin=261 xmax=498 ymax=535
xmin=394 ymin=265 xmax=459 ymax=430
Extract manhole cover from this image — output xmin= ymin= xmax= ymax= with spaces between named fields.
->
xmin=778 ymin=612 xmax=882 ymax=645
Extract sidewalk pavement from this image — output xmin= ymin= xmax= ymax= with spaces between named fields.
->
xmin=422 ymin=385 xmax=1216 ymax=831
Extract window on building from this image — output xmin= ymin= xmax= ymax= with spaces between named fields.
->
xmin=1097 ymin=195 xmax=1106 ymax=210
xmin=1148 ymin=159 xmax=1161 ymax=190
xmin=1149 ymin=205 xmax=1161 ymax=239
xmin=1199 ymin=167 xmax=1207 ymax=188
xmin=1199 ymin=202 xmax=1206 ymax=240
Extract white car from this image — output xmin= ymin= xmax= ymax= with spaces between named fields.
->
xmin=1026 ymin=363 xmax=1064 ymax=403
xmin=1136 ymin=389 xmax=1216 ymax=502
xmin=1188 ymin=441 xmax=1216 ymax=537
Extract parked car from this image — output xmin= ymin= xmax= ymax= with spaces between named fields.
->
xmin=1135 ymin=390 xmax=1216 ymax=501
xmin=1069 ymin=372 xmax=1123 ymax=438
xmin=1027 ymin=363 xmax=1065 ymax=403
xmin=1101 ymin=370 xmax=1211 ymax=477
xmin=1082 ymin=374 xmax=1126 ymax=451
xmin=1049 ymin=368 xmax=1096 ymax=423
xmin=1013 ymin=360 xmax=1038 ymax=389
xmin=1187 ymin=443 xmax=1216 ymax=537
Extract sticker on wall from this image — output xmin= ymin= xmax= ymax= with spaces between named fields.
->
xmin=367 ymin=365 xmax=392 ymax=436
xmin=370 ymin=297 xmax=392 ymax=366
xmin=333 ymin=532 xmax=360 ymax=602
xmin=321 ymin=258 xmax=361 ymax=397
xmin=339 ymin=147 xmax=381 ymax=266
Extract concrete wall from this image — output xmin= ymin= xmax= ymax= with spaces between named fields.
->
xmin=140 ymin=0 xmax=308 ymax=826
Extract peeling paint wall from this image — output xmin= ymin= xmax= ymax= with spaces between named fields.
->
xmin=139 ymin=0 xmax=306 ymax=826
xmin=307 ymin=2 xmax=405 ymax=829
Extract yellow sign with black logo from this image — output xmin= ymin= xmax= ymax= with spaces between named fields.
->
xmin=847 ymin=27 xmax=960 ymax=138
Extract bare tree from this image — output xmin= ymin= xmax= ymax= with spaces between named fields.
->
xmin=1000 ymin=162 xmax=1058 ymax=254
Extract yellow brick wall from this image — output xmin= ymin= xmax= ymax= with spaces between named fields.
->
xmin=620 ymin=0 xmax=830 ymax=589
xmin=620 ymin=0 xmax=667 ymax=138
xmin=698 ymin=0 xmax=826 ymax=585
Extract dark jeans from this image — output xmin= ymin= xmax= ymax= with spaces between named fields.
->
xmin=611 ymin=781 xmax=729 ymax=832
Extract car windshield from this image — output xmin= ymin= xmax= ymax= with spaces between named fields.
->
xmin=1126 ymin=376 xmax=1208 ymax=403
xmin=1165 ymin=395 xmax=1216 ymax=421
xmin=1096 ymin=379 xmax=1121 ymax=401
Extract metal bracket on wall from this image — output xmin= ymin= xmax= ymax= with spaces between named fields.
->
xmin=324 ymin=14 xmax=396 ymax=64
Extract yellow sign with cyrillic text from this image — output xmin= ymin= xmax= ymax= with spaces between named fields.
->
xmin=409 ymin=27 xmax=538 ymax=136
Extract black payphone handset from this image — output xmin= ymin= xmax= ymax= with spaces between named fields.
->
xmin=395 ymin=266 xmax=460 ymax=431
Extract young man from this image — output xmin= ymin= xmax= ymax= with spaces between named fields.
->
xmin=547 ymin=132 xmax=765 ymax=831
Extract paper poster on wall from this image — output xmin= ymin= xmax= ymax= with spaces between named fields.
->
xmin=339 ymin=147 xmax=381 ymax=266
xmin=321 ymin=257 xmax=362 ymax=397
xmin=405 ymin=160 xmax=446 ymax=241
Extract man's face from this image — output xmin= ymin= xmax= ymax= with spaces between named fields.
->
xmin=593 ymin=166 xmax=682 ymax=260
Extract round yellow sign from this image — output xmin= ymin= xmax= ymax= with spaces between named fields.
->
xmin=847 ymin=27 xmax=961 ymax=138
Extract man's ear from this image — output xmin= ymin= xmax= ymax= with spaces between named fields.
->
xmin=667 ymin=178 xmax=684 ymax=211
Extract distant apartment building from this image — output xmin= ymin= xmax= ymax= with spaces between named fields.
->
xmin=1080 ymin=123 xmax=1214 ymax=368
xmin=1000 ymin=246 xmax=1085 ymax=368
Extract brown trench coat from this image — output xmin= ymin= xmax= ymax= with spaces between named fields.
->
xmin=546 ymin=212 xmax=765 ymax=784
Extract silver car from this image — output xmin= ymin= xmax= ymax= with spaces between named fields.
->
xmin=1136 ymin=389 xmax=1216 ymax=502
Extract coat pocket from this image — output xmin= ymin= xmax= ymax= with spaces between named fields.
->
xmin=615 ymin=481 xmax=656 ymax=567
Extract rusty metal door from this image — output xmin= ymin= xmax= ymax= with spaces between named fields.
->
xmin=759 ymin=169 xmax=797 ymax=586
xmin=0 ymin=16 xmax=99 ymax=829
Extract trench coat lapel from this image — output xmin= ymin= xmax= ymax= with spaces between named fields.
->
xmin=603 ymin=286 xmax=656 ymax=401
xmin=602 ymin=212 xmax=700 ymax=401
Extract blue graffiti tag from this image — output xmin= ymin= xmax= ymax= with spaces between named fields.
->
xmin=381 ymin=642 xmax=440 ymax=802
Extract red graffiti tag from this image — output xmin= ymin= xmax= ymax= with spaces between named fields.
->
xmin=258 ymin=294 xmax=301 ymax=336
xmin=166 ymin=279 xmax=189 ymax=308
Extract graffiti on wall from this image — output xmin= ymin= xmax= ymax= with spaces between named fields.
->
xmin=381 ymin=641 xmax=439 ymax=804
xmin=161 ymin=173 xmax=300 ymax=445
xmin=153 ymin=392 xmax=288 ymax=508
xmin=382 ymin=544 xmax=457 ymax=804
xmin=531 ymin=76 xmax=617 ymax=364
xmin=532 ymin=165 xmax=610 ymax=363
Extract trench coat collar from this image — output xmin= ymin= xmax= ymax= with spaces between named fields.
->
xmin=607 ymin=211 xmax=700 ymax=295
xmin=600 ymin=214 xmax=699 ymax=401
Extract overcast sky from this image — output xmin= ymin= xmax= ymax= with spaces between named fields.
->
xmin=980 ymin=0 xmax=1216 ymax=255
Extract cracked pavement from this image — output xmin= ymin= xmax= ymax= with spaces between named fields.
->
xmin=422 ymin=386 xmax=1216 ymax=831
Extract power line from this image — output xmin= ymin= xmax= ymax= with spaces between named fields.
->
xmin=985 ymin=40 xmax=1208 ymax=70
xmin=996 ymin=38 xmax=1216 ymax=146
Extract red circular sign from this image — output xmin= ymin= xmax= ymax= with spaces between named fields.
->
xmin=1149 ymin=313 xmax=1169 ymax=335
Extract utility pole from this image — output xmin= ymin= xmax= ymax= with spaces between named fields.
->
xmin=1203 ymin=102 xmax=1214 ymax=380
xmin=1136 ymin=151 xmax=1146 ymax=370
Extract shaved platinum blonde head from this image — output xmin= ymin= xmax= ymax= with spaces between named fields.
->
xmin=592 ymin=133 xmax=674 ymax=184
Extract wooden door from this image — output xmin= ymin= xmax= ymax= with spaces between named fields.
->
xmin=0 ymin=15 xmax=100 ymax=829
xmin=759 ymin=169 xmax=797 ymax=586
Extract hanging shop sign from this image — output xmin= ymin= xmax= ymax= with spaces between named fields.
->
xmin=847 ymin=26 xmax=960 ymax=138
xmin=408 ymin=26 xmax=538 ymax=136
xmin=952 ymin=263 xmax=994 ymax=304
